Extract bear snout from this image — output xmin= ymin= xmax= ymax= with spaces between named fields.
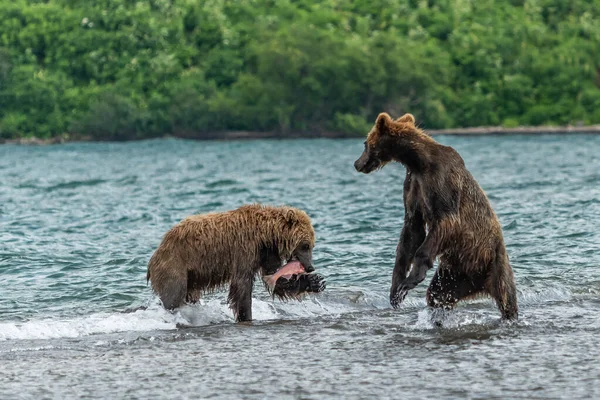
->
xmin=354 ymin=158 xmax=365 ymax=172
xmin=355 ymin=156 xmax=377 ymax=174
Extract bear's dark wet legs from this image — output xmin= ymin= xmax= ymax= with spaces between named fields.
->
xmin=185 ymin=270 xmax=203 ymax=304
xmin=426 ymin=265 xmax=519 ymax=321
xmin=426 ymin=267 xmax=486 ymax=326
xmin=272 ymin=273 xmax=326 ymax=299
xmin=392 ymin=224 xmax=442 ymax=307
xmin=228 ymin=271 xmax=254 ymax=322
xmin=494 ymin=289 xmax=518 ymax=321
xmin=389 ymin=172 xmax=426 ymax=309
xmin=426 ymin=268 xmax=487 ymax=310
xmin=185 ymin=289 xmax=201 ymax=304
xmin=488 ymin=259 xmax=519 ymax=321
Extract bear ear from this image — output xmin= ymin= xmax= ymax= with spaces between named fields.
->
xmin=396 ymin=113 xmax=416 ymax=125
xmin=284 ymin=209 xmax=298 ymax=227
xmin=376 ymin=112 xmax=392 ymax=132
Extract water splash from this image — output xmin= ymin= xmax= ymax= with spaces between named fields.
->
xmin=0 ymin=284 xmax=580 ymax=341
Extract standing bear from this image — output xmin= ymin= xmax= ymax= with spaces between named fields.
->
xmin=147 ymin=204 xmax=326 ymax=322
xmin=354 ymin=112 xmax=518 ymax=320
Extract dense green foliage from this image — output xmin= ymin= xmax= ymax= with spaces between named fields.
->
xmin=1 ymin=0 xmax=600 ymax=140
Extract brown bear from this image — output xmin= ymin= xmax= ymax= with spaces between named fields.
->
xmin=147 ymin=204 xmax=326 ymax=322
xmin=354 ymin=112 xmax=518 ymax=320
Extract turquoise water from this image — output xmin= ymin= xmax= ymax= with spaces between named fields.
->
xmin=0 ymin=136 xmax=599 ymax=399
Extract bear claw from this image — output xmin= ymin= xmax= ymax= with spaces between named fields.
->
xmin=308 ymin=274 xmax=326 ymax=293
xmin=272 ymin=273 xmax=326 ymax=299
xmin=390 ymin=288 xmax=409 ymax=309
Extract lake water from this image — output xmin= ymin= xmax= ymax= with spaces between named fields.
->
xmin=0 ymin=135 xmax=599 ymax=399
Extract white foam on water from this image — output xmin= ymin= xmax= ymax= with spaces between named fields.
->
xmin=518 ymin=286 xmax=572 ymax=305
xmin=0 ymin=286 xmax=576 ymax=341
xmin=7 ymin=345 xmax=57 ymax=352
xmin=176 ymin=294 xmax=363 ymax=326
xmin=0 ymin=304 xmax=182 ymax=341
xmin=409 ymin=307 xmax=502 ymax=331
xmin=404 ymin=285 xmax=575 ymax=331
xmin=0 ymin=293 xmax=367 ymax=341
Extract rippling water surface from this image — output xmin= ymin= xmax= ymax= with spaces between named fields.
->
xmin=0 ymin=135 xmax=599 ymax=399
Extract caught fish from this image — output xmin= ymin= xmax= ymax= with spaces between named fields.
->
xmin=263 ymin=260 xmax=306 ymax=288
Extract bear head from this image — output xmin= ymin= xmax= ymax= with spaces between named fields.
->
xmin=278 ymin=208 xmax=316 ymax=273
xmin=257 ymin=206 xmax=325 ymax=299
xmin=354 ymin=112 xmax=420 ymax=173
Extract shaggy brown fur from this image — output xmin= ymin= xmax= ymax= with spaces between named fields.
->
xmin=147 ymin=204 xmax=325 ymax=322
xmin=354 ymin=112 xmax=518 ymax=320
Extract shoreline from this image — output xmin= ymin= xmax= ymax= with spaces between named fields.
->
xmin=426 ymin=125 xmax=600 ymax=135
xmin=2 ymin=124 xmax=600 ymax=145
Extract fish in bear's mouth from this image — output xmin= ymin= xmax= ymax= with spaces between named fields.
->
xmin=263 ymin=257 xmax=326 ymax=298
xmin=263 ymin=259 xmax=307 ymax=288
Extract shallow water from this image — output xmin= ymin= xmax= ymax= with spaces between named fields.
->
xmin=0 ymin=135 xmax=599 ymax=399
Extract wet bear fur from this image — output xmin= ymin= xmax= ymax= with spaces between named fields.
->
xmin=147 ymin=204 xmax=325 ymax=322
xmin=354 ymin=112 xmax=518 ymax=320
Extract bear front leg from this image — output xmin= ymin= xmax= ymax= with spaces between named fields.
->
xmin=392 ymin=224 xmax=442 ymax=308
xmin=272 ymin=273 xmax=326 ymax=299
xmin=228 ymin=271 xmax=254 ymax=322
xmin=390 ymin=173 xmax=426 ymax=309
xmin=390 ymin=214 xmax=426 ymax=308
xmin=154 ymin=270 xmax=188 ymax=310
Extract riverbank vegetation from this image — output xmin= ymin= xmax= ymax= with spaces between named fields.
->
xmin=1 ymin=0 xmax=599 ymax=140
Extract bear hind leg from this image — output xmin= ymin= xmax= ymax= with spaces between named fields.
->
xmin=228 ymin=271 xmax=254 ymax=322
xmin=426 ymin=266 xmax=487 ymax=310
xmin=495 ymin=292 xmax=518 ymax=321
xmin=488 ymin=259 xmax=519 ymax=321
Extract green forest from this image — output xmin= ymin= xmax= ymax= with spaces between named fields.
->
xmin=1 ymin=0 xmax=600 ymax=140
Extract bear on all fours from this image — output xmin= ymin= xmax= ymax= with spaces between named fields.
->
xmin=147 ymin=205 xmax=326 ymax=322
xmin=354 ymin=112 xmax=518 ymax=320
